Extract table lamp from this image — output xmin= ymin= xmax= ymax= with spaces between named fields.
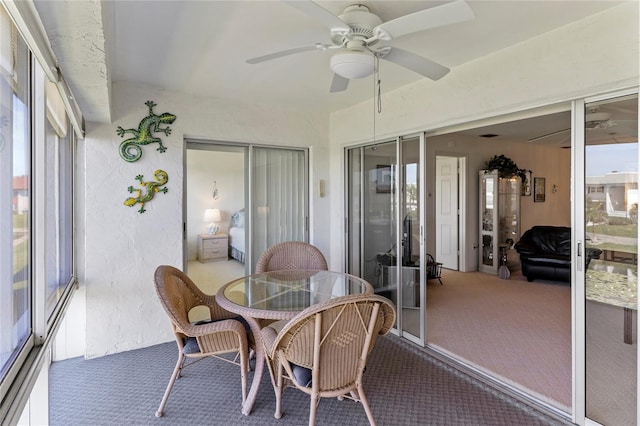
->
xmin=203 ymin=208 xmax=221 ymax=234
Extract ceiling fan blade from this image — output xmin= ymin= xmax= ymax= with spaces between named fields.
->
xmin=374 ymin=1 xmax=475 ymax=41
xmin=283 ymin=1 xmax=350 ymax=34
xmin=246 ymin=45 xmax=319 ymax=64
xmin=329 ymin=73 xmax=349 ymax=93
xmin=380 ymin=47 xmax=449 ymax=81
xmin=527 ymin=128 xmax=570 ymax=143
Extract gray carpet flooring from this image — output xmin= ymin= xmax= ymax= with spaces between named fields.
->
xmin=49 ymin=335 xmax=568 ymax=425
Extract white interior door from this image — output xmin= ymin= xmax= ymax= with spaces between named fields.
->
xmin=436 ymin=156 xmax=459 ymax=270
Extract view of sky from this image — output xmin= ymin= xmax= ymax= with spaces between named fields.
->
xmin=586 ymin=143 xmax=638 ymax=176
xmin=12 ymin=97 xmax=29 ymax=177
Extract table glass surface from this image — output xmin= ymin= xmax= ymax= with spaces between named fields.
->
xmin=586 ymin=260 xmax=638 ymax=310
xmin=221 ymin=269 xmax=373 ymax=313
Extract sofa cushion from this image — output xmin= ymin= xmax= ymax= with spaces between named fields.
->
xmin=521 ymin=226 xmax=571 ymax=257
xmin=524 ymin=254 xmax=572 ymax=266
xmin=515 ymin=225 xmax=603 ymax=283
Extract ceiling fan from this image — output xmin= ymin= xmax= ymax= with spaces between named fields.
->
xmin=527 ymin=107 xmax=620 ymax=143
xmin=246 ymin=1 xmax=475 ymax=93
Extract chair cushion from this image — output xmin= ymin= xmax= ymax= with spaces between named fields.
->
xmin=291 ymin=363 xmax=312 ymax=387
xmin=182 ymin=316 xmax=251 ymax=355
xmin=183 ymin=337 xmax=201 ymax=354
xmin=289 ymin=363 xmax=367 ymax=388
xmin=268 ymin=319 xmax=288 ymax=334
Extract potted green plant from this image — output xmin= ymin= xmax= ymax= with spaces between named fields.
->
xmin=484 ymin=155 xmax=529 ymax=181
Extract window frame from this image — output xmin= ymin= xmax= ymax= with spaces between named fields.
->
xmin=0 ymin=3 xmax=80 ymax=422
xmin=0 ymin=14 xmax=35 ymax=407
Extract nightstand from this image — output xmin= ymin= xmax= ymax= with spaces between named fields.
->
xmin=198 ymin=233 xmax=228 ymax=263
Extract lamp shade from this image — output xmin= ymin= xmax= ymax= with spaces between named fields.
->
xmin=203 ymin=208 xmax=221 ymax=223
xmin=330 ymin=51 xmax=375 ymax=79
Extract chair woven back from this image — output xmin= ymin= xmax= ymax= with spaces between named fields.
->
xmin=273 ymin=293 xmax=395 ymax=392
xmin=154 ymin=265 xmax=236 ymax=337
xmin=255 ymin=241 xmax=328 ymax=273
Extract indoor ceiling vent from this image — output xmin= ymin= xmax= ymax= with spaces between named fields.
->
xmin=479 ymin=134 xmax=499 ymax=138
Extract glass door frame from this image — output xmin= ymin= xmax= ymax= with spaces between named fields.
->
xmin=184 ymin=140 xmax=309 ymax=275
xmin=343 ymin=133 xmax=426 ymax=346
xmin=572 ymin=87 xmax=640 ymax=426
xmin=397 ymin=133 xmax=426 ymax=345
xmin=344 ymin=138 xmax=398 ymax=315
xmin=572 ymin=96 xmax=587 ymax=425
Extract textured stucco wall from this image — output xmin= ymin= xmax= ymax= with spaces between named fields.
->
xmin=81 ymin=83 xmax=329 ymax=358
xmin=327 ymin=2 xmax=639 ymax=269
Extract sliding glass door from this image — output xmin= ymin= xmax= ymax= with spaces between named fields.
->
xmin=185 ymin=141 xmax=308 ymax=275
xmin=399 ymin=135 xmax=424 ymax=340
xmin=574 ymin=91 xmax=638 ymax=425
xmin=346 ymin=141 xmax=397 ymax=298
xmin=580 ymin=93 xmax=638 ymax=425
xmin=346 ymin=135 xmax=425 ymax=343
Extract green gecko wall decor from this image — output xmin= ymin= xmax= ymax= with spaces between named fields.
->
xmin=124 ymin=169 xmax=169 ymax=213
xmin=117 ymin=100 xmax=177 ymax=162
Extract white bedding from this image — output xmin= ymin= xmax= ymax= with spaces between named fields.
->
xmin=229 ymin=226 xmax=245 ymax=253
xmin=228 ymin=209 xmax=245 ymax=263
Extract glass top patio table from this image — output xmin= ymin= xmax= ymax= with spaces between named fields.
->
xmin=218 ymin=269 xmax=374 ymax=319
xmin=216 ymin=269 xmax=374 ymax=416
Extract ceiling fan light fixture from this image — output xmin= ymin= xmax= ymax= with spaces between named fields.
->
xmin=586 ymin=111 xmax=610 ymax=123
xmin=330 ymin=51 xmax=375 ymax=79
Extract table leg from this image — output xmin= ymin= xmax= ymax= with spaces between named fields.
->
xmin=242 ymin=317 xmax=265 ymax=415
xmin=624 ymin=307 xmax=633 ymax=345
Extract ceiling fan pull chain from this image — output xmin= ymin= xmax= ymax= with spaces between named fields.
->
xmin=375 ymin=55 xmax=382 ymax=114
xmin=377 ymin=79 xmax=382 ymax=113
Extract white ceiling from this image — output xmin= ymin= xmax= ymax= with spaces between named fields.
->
xmin=34 ymin=0 xmax=626 ymax=126
xmin=32 ymin=0 xmax=637 ymax=147
xmin=457 ymin=100 xmax=638 ymax=148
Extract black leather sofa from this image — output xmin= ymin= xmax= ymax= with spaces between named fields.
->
xmin=514 ymin=226 xmax=602 ymax=283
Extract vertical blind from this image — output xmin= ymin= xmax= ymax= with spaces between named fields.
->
xmin=251 ymin=147 xmax=307 ymax=270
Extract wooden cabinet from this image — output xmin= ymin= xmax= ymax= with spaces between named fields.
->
xmin=198 ymin=233 xmax=228 ymax=263
xmin=479 ymin=170 xmax=521 ymax=274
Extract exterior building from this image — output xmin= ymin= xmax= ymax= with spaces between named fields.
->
xmin=587 ymin=171 xmax=638 ymax=218
xmin=12 ymin=176 xmax=28 ymax=214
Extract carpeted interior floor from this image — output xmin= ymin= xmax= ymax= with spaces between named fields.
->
xmin=186 ymin=259 xmax=245 ymax=295
xmin=49 ymin=335 xmax=568 ymax=425
xmin=426 ymin=269 xmax=572 ymax=411
xmin=425 ymin=268 xmax=638 ymax=426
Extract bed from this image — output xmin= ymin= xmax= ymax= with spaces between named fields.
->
xmin=228 ymin=209 xmax=245 ymax=263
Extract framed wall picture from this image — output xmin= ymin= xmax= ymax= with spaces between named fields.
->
xmin=376 ymin=165 xmax=392 ymax=193
xmin=534 ymin=177 xmax=545 ymax=202
xmin=521 ymin=171 xmax=532 ymax=196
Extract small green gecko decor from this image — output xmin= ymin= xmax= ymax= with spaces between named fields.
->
xmin=124 ymin=169 xmax=169 ymax=213
xmin=117 ymin=100 xmax=177 ymax=162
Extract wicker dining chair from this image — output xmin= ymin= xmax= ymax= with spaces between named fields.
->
xmin=153 ymin=265 xmax=250 ymax=417
xmin=255 ymin=241 xmax=328 ymax=273
xmin=260 ymin=293 xmax=396 ymax=426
